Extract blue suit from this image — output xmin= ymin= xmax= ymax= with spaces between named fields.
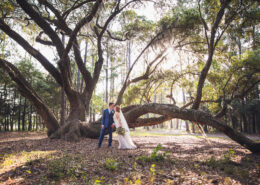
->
xmin=98 ymin=108 xmax=114 ymax=147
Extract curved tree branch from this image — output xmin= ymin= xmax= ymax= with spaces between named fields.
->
xmin=16 ymin=0 xmax=64 ymax=56
xmin=192 ymin=0 xmax=232 ymax=110
xmin=123 ymin=103 xmax=260 ymax=153
xmin=0 ymin=19 xmax=62 ymax=85
xmin=64 ymin=0 xmax=102 ymax=56
xmin=0 ymin=58 xmax=60 ymax=136
xmin=73 ymin=40 xmax=93 ymax=90
xmin=35 ymin=31 xmax=54 ymax=46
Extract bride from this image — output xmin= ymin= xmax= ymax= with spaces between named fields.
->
xmin=113 ymin=105 xmax=137 ymax=149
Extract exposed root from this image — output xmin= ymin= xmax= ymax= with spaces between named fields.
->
xmin=49 ymin=119 xmax=102 ymax=142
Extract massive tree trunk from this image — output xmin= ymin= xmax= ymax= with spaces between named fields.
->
xmin=67 ymin=92 xmax=90 ymax=122
xmin=49 ymin=91 xmax=93 ymax=141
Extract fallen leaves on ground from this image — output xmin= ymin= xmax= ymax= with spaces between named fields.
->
xmin=0 ymin=131 xmax=259 ymax=185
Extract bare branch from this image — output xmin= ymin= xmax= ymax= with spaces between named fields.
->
xmin=130 ymin=116 xmax=171 ymax=128
xmin=16 ymin=0 xmax=64 ymax=56
xmin=198 ymin=0 xmax=209 ymax=46
xmin=0 ymin=19 xmax=62 ymax=85
xmin=35 ymin=31 xmax=54 ymax=46
xmin=62 ymin=0 xmax=96 ymax=20
xmin=41 ymin=0 xmax=72 ymax=34
xmin=116 ymin=50 xmax=166 ymax=105
xmin=73 ymin=40 xmax=93 ymax=89
xmin=64 ymin=0 xmax=102 ymax=56
xmin=106 ymin=30 xmax=128 ymax=41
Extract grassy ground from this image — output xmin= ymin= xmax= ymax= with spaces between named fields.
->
xmin=0 ymin=131 xmax=259 ymax=185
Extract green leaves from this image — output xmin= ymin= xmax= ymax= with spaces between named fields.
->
xmin=120 ymin=11 xmax=156 ymax=40
xmin=0 ymin=1 xmax=15 ymax=16
xmin=137 ymin=144 xmax=170 ymax=163
xmin=103 ymin=158 xmax=119 ymax=171
xmin=158 ymin=7 xmax=201 ymax=35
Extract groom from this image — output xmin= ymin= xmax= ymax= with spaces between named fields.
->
xmin=98 ymin=102 xmax=115 ymax=148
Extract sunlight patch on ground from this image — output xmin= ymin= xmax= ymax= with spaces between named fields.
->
xmin=130 ymin=131 xmax=185 ymax=137
xmin=0 ymin=132 xmax=46 ymax=143
xmin=3 ymin=176 xmax=24 ymax=185
xmin=0 ymin=150 xmax=55 ymax=174
xmin=0 ymin=132 xmax=259 ymax=184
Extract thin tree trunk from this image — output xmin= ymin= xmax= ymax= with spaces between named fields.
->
xmin=170 ymin=119 xmax=173 ymax=129
xmin=160 ymin=92 xmax=164 ymax=128
xmin=240 ymin=115 xmax=243 ymax=132
xmin=105 ymin=44 xmax=109 ymax=103
xmin=179 ymin=52 xmax=190 ymax=133
xmin=203 ymin=125 xmax=208 ymax=133
xmin=60 ymin=34 xmax=66 ymax=126
xmin=18 ymin=95 xmax=21 ymax=131
xmin=22 ymin=98 xmax=27 ymax=131
xmin=110 ymin=53 xmax=115 ymax=99
xmin=242 ymin=99 xmax=248 ymax=133
xmin=256 ymin=102 xmax=260 ymax=133
xmin=176 ymin=119 xmax=179 ymax=130
xmin=4 ymin=116 xmax=8 ymax=131
xmin=28 ymin=105 xmax=32 ymax=131
xmin=182 ymin=89 xmax=189 ymax=132
xmin=11 ymin=89 xmax=17 ymax=131
xmin=93 ymin=109 xmax=96 ymax=122
xmin=231 ymin=114 xmax=238 ymax=130
xmin=36 ymin=114 xmax=39 ymax=131
xmin=152 ymin=95 xmax=157 ymax=129
xmin=80 ymin=41 xmax=88 ymax=93
xmin=252 ymin=113 xmax=256 ymax=134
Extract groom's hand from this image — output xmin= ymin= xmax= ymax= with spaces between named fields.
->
xmin=102 ymin=125 xmax=104 ymax=129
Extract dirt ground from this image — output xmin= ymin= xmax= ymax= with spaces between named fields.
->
xmin=0 ymin=132 xmax=259 ymax=185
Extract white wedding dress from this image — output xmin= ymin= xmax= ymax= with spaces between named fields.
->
xmin=113 ymin=111 xmax=137 ymax=149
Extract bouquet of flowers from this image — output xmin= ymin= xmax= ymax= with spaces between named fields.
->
xmin=116 ymin=127 xmax=125 ymax=136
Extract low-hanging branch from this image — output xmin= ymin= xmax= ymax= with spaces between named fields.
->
xmin=0 ymin=58 xmax=60 ymax=135
xmin=121 ymin=103 xmax=260 ymax=153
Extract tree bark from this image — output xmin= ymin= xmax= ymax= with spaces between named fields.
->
xmin=18 ymin=95 xmax=21 ymax=131
xmin=192 ymin=0 xmax=231 ymax=109
xmin=256 ymin=102 xmax=260 ymax=133
xmin=122 ymin=103 xmax=260 ymax=153
xmin=28 ymin=105 xmax=33 ymax=131
xmin=60 ymin=34 xmax=66 ymax=126
xmin=22 ymin=98 xmax=26 ymax=131
xmin=105 ymin=44 xmax=109 ymax=103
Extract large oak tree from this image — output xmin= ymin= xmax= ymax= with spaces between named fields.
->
xmin=0 ymin=0 xmax=259 ymax=153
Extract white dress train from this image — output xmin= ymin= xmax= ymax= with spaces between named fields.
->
xmin=113 ymin=111 xmax=137 ymax=149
